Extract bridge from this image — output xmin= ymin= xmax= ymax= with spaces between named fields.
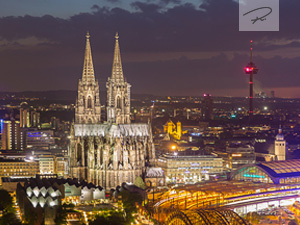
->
xmin=165 ymin=208 xmax=248 ymax=225
xmin=146 ymin=181 xmax=300 ymax=224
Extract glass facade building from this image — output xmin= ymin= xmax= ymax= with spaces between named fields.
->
xmin=231 ymin=159 xmax=300 ymax=184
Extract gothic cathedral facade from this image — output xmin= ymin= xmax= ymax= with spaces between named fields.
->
xmin=70 ymin=33 xmax=155 ymax=190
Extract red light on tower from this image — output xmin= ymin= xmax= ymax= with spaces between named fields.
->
xmin=245 ymin=40 xmax=258 ymax=122
xmin=245 ymin=67 xmax=251 ymax=73
xmin=245 ymin=65 xmax=257 ymax=74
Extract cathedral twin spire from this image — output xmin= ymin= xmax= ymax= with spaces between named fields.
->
xmin=111 ymin=32 xmax=124 ymax=83
xmin=75 ymin=32 xmax=131 ymax=125
xmin=82 ymin=32 xmax=96 ymax=84
xmin=107 ymin=32 xmax=131 ymax=124
xmin=75 ymin=32 xmax=101 ymax=124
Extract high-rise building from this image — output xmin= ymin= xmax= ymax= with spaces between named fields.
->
xmin=51 ymin=117 xmax=60 ymax=129
xmin=202 ymin=93 xmax=213 ymax=121
xmin=70 ymin=33 xmax=155 ymax=190
xmin=20 ymin=102 xmax=40 ymax=128
xmin=271 ymin=90 xmax=275 ymax=98
xmin=30 ymin=111 xmax=40 ymax=127
xmin=275 ymin=128 xmax=286 ymax=161
xmin=1 ymin=119 xmax=21 ymax=150
xmin=20 ymin=107 xmax=30 ymax=128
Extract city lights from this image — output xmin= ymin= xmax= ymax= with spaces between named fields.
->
xmin=0 ymin=1 xmax=298 ymax=225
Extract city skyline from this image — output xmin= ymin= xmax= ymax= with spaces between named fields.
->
xmin=1 ymin=0 xmax=300 ymax=97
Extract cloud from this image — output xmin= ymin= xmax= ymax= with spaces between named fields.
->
xmin=161 ymin=0 xmax=181 ymax=4
xmin=0 ymin=0 xmax=300 ymax=97
xmin=0 ymin=36 xmax=56 ymax=49
xmin=104 ymin=0 xmax=120 ymax=3
xmin=131 ymin=1 xmax=162 ymax=12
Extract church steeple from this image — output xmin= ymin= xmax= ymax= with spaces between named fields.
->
xmin=275 ymin=126 xmax=286 ymax=161
xmin=82 ymin=32 xmax=95 ymax=84
xmin=106 ymin=33 xmax=131 ymax=124
xmin=111 ymin=32 xmax=124 ymax=83
xmin=75 ymin=32 xmax=101 ymax=124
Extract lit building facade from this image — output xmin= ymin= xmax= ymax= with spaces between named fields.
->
xmin=26 ymin=130 xmax=55 ymax=149
xmin=275 ymin=128 xmax=286 ymax=161
xmin=20 ymin=103 xmax=40 ymax=128
xmin=38 ymin=155 xmax=55 ymax=174
xmin=0 ymin=159 xmax=39 ymax=185
xmin=1 ymin=120 xmax=21 ymax=150
xmin=70 ymin=33 xmax=155 ymax=190
xmin=55 ymin=156 xmax=68 ymax=176
xmin=231 ymin=159 xmax=300 ymax=184
xmin=202 ymin=93 xmax=213 ymax=121
xmin=163 ymin=120 xmax=184 ymax=140
xmin=225 ymin=144 xmax=256 ymax=170
xmin=157 ymin=150 xmax=223 ymax=184
xmin=16 ymin=176 xmax=105 ymax=225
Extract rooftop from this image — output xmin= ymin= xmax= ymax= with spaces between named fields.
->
xmin=258 ymin=159 xmax=300 ymax=178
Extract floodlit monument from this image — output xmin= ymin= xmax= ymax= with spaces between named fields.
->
xmin=70 ymin=33 xmax=155 ymax=190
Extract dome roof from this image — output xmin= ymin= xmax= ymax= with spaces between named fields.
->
xmin=276 ymin=129 xmax=284 ymax=141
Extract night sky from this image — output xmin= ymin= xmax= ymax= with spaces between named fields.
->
xmin=1 ymin=0 xmax=300 ymax=97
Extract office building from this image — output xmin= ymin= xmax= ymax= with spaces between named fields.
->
xmin=26 ymin=130 xmax=55 ymax=149
xmin=0 ymin=158 xmax=39 ymax=185
xmin=225 ymin=144 xmax=256 ymax=169
xmin=1 ymin=120 xmax=21 ymax=150
xmin=157 ymin=150 xmax=223 ymax=184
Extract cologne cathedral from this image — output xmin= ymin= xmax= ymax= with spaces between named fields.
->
xmin=70 ymin=32 xmax=155 ymax=190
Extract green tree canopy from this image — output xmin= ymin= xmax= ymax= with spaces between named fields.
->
xmin=89 ymin=209 xmax=126 ymax=225
xmin=0 ymin=189 xmax=21 ymax=225
xmin=134 ymin=176 xmax=146 ymax=190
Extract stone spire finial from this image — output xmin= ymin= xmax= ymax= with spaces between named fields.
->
xmin=111 ymin=32 xmax=124 ymax=82
xmin=82 ymin=31 xmax=95 ymax=83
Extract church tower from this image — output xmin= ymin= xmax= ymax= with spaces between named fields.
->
xmin=275 ymin=128 xmax=286 ymax=161
xmin=75 ymin=32 xmax=101 ymax=124
xmin=70 ymin=32 xmax=155 ymax=190
xmin=106 ymin=33 xmax=131 ymax=124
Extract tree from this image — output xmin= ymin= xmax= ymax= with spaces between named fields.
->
xmin=119 ymin=189 xmax=143 ymax=223
xmin=0 ymin=189 xmax=21 ymax=225
xmin=55 ymin=203 xmax=76 ymax=225
xmin=23 ymin=206 xmax=39 ymax=225
xmin=134 ymin=176 xmax=146 ymax=190
xmin=89 ymin=209 xmax=126 ymax=225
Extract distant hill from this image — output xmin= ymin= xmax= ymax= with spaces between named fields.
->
xmin=0 ymin=90 xmax=156 ymax=102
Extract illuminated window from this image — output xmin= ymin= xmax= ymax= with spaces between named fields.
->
xmin=87 ymin=96 xmax=92 ymax=108
xmin=117 ymin=97 xmax=121 ymax=109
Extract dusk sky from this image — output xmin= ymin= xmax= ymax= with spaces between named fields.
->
xmin=0 ymin=0 xmax=300 ymax=97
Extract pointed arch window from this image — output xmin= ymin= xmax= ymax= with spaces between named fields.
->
xmin=82 ymin=96 xmax=85 ymax=106
xmin=77 ymin=144 xmax=82 ymax=165
xmin=88 ymin=96 xmax=92 ymax=108
xmin=117 ymin=96 xmax=121 ymax=109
